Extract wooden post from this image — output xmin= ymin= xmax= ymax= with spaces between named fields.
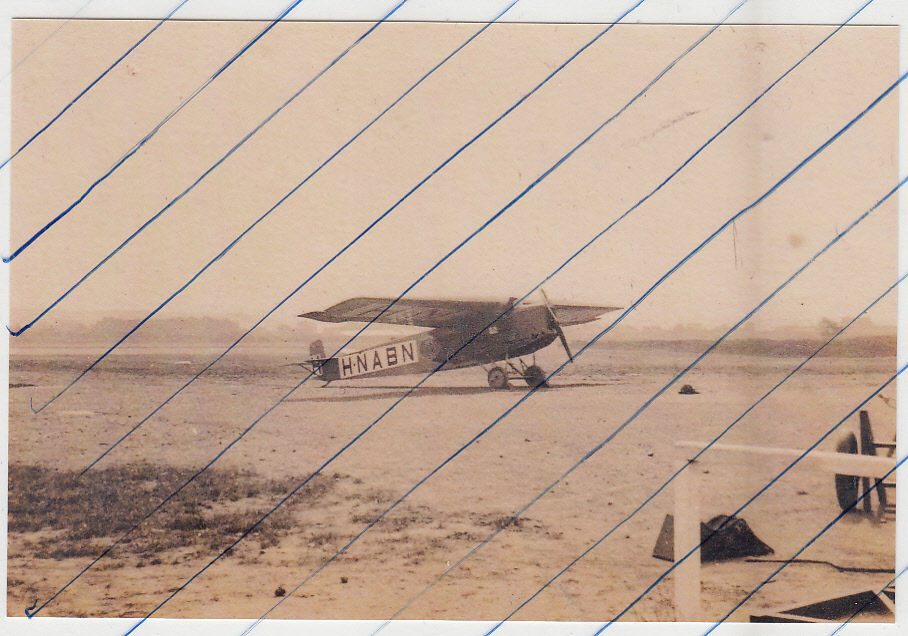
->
xmin=674 ymin=460 xmax=701 ymax=621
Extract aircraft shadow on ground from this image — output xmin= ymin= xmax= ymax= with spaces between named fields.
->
xmin=286 ymin=381 xmax=621 ymax=403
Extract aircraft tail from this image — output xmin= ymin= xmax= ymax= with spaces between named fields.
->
xmin=304 ymin=339 xmax=340 ymax=380
xmin=309 ymin=339 xmax=326 ymax=360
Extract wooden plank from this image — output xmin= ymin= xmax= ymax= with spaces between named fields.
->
xmin=675 ymin=442 xmax=896 ymax=479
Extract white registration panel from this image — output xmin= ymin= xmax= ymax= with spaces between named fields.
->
xmin=339 ymin=340 xmax=419 ymax=379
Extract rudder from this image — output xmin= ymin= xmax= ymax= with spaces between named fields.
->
xmin=310 ymin=339 xmax=326 ymax=360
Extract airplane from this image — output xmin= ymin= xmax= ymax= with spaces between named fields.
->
xmin=298 ymin=293 xmax=620 ymax=389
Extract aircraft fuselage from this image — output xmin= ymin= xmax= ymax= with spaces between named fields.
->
xmin=313 ymin=304 xmax=557 ymax=381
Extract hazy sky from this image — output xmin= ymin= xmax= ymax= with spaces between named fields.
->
xmin=9 ymin=20 xmax=898 ymax=341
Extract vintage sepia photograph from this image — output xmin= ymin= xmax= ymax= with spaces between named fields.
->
xmin=2 ymin=1 xmax=904 ymax=634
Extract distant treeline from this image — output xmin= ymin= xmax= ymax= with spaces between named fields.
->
xmin=603 ymin=335 xmax=896 ymax=358
xmin=13 ymin=316 xmax=314 ymax=346
xmin=14 ymin=317 xmax=896 ymax=357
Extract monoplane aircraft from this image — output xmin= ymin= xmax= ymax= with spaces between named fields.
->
xmin=299 ymin=293 xmax=620 ymax=389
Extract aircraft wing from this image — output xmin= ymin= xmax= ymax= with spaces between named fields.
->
xmin=552 ymin=304 xmax=622 ymax=326
xmin=299 ymin=297 xmax=505 ymax=328
xmin=301 ymin=297 xmax=621 ymax=329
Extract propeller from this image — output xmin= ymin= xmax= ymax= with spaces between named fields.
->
xmin=540 ymin=289 xmax=573 ymax=363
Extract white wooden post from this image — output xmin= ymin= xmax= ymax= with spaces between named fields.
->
xmin=674 ymin=460 xmax=701 ymax=621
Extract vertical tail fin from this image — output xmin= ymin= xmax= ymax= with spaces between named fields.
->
xmin=309 ymin=339 xmax=326 ymax=360
xmin=305 ymin=339 xmax=341 ymax=381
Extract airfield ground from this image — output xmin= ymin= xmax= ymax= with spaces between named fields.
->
xmin=6 ymin=338 xmax=897 ymax=623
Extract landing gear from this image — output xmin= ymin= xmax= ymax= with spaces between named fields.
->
xmin=523 ymin=365 xmax=548 ymax=388
xmin=485 ymin=358 xmax=549 ymax=390
xmin=487 ymin=366 xmax=509 ymax=390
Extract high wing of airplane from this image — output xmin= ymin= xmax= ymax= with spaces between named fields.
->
xmin=299 ymin=294 xmax=620 ymax=389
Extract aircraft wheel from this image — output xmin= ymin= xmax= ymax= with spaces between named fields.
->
xmin=524 ymin=365 xmax=548 ymax=388
xmin=487 ymin=366 xmax=509 ymax=390
xmin=834 ymin=432 xmax=860 ymax=512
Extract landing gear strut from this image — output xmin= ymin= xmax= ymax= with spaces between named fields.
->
xmin=485 ymin=357 xmax=549 ymax=389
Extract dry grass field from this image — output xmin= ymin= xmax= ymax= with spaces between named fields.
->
xmin=7 ymin=336 xmax=897 ymax=624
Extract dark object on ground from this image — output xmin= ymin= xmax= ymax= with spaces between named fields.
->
xmin=700 ymin=514 xmax=774 ymax=560
xmin=744 ymin=558 xmax=894 ymax=574
xmin=652 ymin=514 xmax=675 ymax=560
xmin=678 ymin=384 xmax=699 ymax=395
xmin=751 ymin=586 xmax=895 ymax=623
xmin=652 ymin=514 xmax=773 ymax=562
xmin=340 ymin=576 xmax=348 ymax=584
xmin=274 ymin=585 xmax=286 ymax=597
